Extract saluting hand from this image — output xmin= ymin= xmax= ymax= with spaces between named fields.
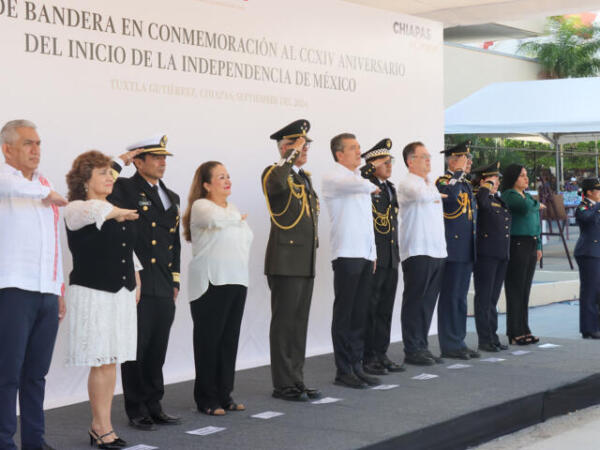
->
xmin=119 ymin=148 xmax=144 ymax=166
xmin=292 ymin=136 xmax=306 ymax=151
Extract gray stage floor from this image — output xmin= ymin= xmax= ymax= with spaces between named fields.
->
xmin=33 ymin=332 xmax=600 ymax=450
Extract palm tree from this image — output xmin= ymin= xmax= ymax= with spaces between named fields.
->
xmin=519 ymin=16 xmax=600 ymax=78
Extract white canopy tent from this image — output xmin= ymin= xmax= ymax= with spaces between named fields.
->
xmin=445 ymin=77 xmax=600 ymax=190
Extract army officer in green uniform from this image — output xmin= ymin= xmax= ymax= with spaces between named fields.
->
xmin=262 ymin=119 xmax=321 ymax=402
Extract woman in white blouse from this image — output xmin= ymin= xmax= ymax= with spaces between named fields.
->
xmin=64 ymin=150 xmax=141 ymax=449
xmin=182 ymin=161 xmax=253 ymax=416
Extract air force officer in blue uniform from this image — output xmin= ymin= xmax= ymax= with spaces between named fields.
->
xmin=435 ymin=142 xmax=479 ymax=360
xmin=574 ymin=178 xmax=600 ymax=339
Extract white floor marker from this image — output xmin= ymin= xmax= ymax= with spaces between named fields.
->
xmin=538 ymin=343 xmax=561 ymax=348
xmin=124 ymin=445 xmax=159 ymax=450
xmin=371 ymin=384 xmax=399 ymax=390
xmin=412 ymin=373 xmax=439 ymax=380
xmin=447 ymin=364 xmax=472 ymax=369
xmin=311 ymin=397 xmax=342 ymax=404
xmin=480 ymin=357 xmax=505 ymax=362
xmin=186 ymin=426 xmax=226 ymax=436
xmin=251 ymin=411 xmax=285 ymax=419
xmin=511 ymin=350 xmax=531 ymax=356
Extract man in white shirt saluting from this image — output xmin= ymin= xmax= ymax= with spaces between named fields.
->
xmin=0 ymin=120 xmax=67 ymax=450
xmin=396 ymin=142 xmax=448 ymax=366
xmin=322 ymin=133 xmax=382 ymax=389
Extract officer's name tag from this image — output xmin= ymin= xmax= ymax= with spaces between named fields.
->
xmin=449 ymin=179 xmax=457 ymax=185
xmin=491 ymin=202 xmax=501 ymax=207
xmin=138 ymin=200 xmax=152 ymax=207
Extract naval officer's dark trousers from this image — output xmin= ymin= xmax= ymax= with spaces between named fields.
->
xmin=400 ymin=256 xmax=445 ymax=355
xmin=122 ymin=294 xmax=175 ymax=419
xmin=268 ymin=275 xmax=314 ymax=390
xmin=505 ymin=236 xmax=537 ymax=339
xmin=364 ymin=265 xmax=399 ymax=362
xmin=575 ymin=256 xmax=600 ymax=334
xmin=331 ymin=258 xmax=372 ymax=375
xmin=0 ymin=288 xmax=58 ymax=450
xmin=473 ymin=256 xmax=508 ymax=346
xmin=438 ymin=261 xmax=473 ymax=353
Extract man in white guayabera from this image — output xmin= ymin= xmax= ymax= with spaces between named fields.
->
xmin=0 ymin=120 xmax=67 ymax=450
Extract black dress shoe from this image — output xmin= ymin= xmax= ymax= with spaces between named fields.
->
xmin=296 ymin=382 xmax=322 ymax=399
xmin=479 ymin=343 xmax=500 ymax=352
xmin=380 ymin=355 xmax=406 ymax=372
xmin=363 ymin=360 xmax=388 ymax=375
xmin=582 ymin=331 xmax=600 ymax=339
xmin=495 ymin=342 xmax=509 ymax=350
xmin=128 ymin=416 xmax=156 ymax=431
xmin=151 ymin=411 xmax=182 ymax=425
xmin=423 ymin=350 xmax=444 ymax=364
xmin=404 ymin=352 xmax=435 ymax=366
xmin=334 ymin=372 xmax=368 ymax=389
xmin=464 ymin=347 xmax=481 ymax=358
xmin=353 ymin=367 xmax=381 ymax=386
xmin=441 ymin=349 xmax=470 ymax=360
xmin=273 ymin=386 xmax=309 ymax=401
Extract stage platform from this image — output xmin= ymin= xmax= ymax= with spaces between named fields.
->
xmin=26 ymin=333 xmax=600 ymax=450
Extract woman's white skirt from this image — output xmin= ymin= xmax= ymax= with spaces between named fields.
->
xmin=66 ymin=285 xmax=137 ymax=367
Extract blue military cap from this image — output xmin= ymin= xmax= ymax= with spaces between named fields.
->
xmin=472 ymin=161 xmax=501 ymax=177
xmin=361 ymin=138 xmax=392 ymax=161
xmin=269 ymin=119 xmax=312 ymax=142
xmin=581 ymin=178 xmax=600 ymax=193
xmin=441 ymin=140 xmax=471 ymax=157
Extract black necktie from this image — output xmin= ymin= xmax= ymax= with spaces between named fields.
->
xmin=151 ymin=185 xmax=163 ymax=208
xmin=298 ymin=169 xmax=310 ymax=191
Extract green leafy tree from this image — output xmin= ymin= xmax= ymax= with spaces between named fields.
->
xmin=518 ymin=16 xmax=600 ymax=78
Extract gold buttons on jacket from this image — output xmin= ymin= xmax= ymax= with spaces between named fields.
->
xmin=169 ymin=245 xmax=173 ymax=250
xmin=484 ymin=234 xmax=488 ymax=238
xmin=152 ymin=240 xmax=157 ymax=246
xmin=152 ymin=222 xmax=157 ymax=227
xmin=505 ymin=226 xmax=509 ymax=229
xmin=143 ymin=206 xmax=148 ymax=211
xmin=506 ymin=234 xmax=509 ymax=238
xmin=290 ymin=240 xmax=294 ymax=244
xmin=122 ymin=242 xmax=126 ymax=247
xmin=594 ymin=240 xmax=598 ymax=243
xmin=168 ymin=262 xmax=172 ymax=268
xmin=454 ymin=235 xmax=459 ymax=239
xmin=151 ymin=258 xmax=156 ymax=264
xmin=170 ymin=228 xmax=175 ymax=233
xmin=121 ymin=259 xmax=126 ymax=264
xmin=122 ymin=226 xmax=126 ymax=231
xmin=122 ymin=276 xmax=126 ymax=280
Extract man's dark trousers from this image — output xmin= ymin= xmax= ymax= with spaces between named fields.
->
xmin=0 ymin=288 xmax=58 ymax=450
xmin=268 ymin=276 xmax=314 ymax=389
xmin=364 ymin=266 xmax=398 ymax=361
xmin=121 ymin=294 xmax=175 ymax=419
xmin=400 ymin=256 xmax=445 ymax=355
xmin=331 ymin=257 xmax=372 ymax=375
xmin=438 ymin=261 xmax=473 ymax=353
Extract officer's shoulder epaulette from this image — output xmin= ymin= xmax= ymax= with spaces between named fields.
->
xmin=578 ymin=201 xmax=589 ymax=211
xmin=436 ymin=174 xmax=451 ymax=186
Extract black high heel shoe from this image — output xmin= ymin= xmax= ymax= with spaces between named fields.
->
xmin=88 ymin=430 xmax=126 ymax=449
xmin=525 ymin=335 xmax=540 ymax=344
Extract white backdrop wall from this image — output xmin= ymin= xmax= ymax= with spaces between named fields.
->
xmin=0 ymin=0 xmax=444 ymax=409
